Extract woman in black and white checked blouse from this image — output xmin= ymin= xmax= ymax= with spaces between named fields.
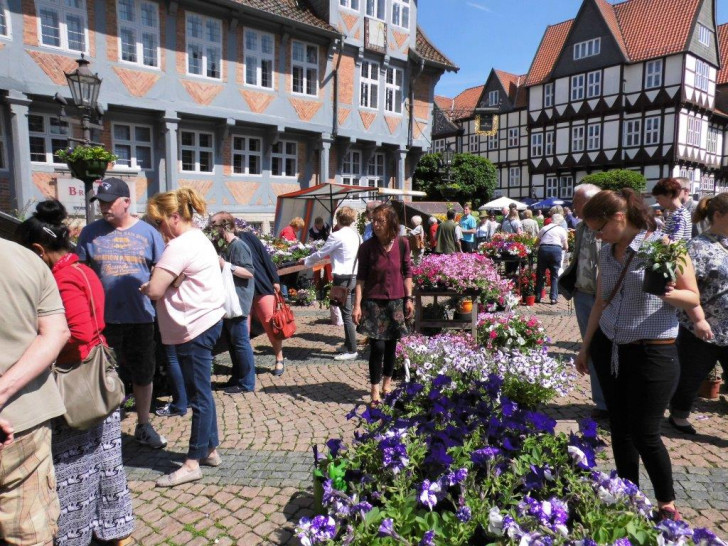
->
xmin=575 ymin=188 xmax=704 ymax=523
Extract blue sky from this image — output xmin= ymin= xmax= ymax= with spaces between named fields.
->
xmin=419 ymin=0 xmax=728 ymax=98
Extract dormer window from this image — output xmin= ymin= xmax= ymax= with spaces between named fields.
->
xmin=573 ymin=37 xmax=600 ymax=60
xmin=488 ymin=90 xmax=499 ymax=106
xmin=698 ymin=24 xmax=712 ymax=46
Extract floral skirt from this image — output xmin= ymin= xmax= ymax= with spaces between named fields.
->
xmin=357 ymin=298 xmax=410 ymax=340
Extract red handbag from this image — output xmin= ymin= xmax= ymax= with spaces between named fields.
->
xmin=271 ymin=291 xmax=297 ymax=339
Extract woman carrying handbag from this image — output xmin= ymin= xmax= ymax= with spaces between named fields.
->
xmin=16 ymin=200 xmax=134 ymax=546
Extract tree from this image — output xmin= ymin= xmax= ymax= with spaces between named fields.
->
xmin=581 ymin=169 xmax=646 ymax=193
xmin=413 ymin=153 xmax=497 ymax=209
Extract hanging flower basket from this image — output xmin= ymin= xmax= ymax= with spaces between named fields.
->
xmin=67 ymin=158 xmax=109 ymax=181
xmin=55 ymin=146 xmax=117 ymax=182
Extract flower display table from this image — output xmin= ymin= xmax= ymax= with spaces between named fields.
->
xmin=275 ymin=258 xmax=330 ymax=276
xmin=413 ymin=288 xmax=479 ymax=340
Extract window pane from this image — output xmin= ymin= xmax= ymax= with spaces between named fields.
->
xmin=286 ymin=142 xmax=296 ymax=155
xmin=261 ymin=34 xmax=273 ymax=54
xmin=199 ymin=133 xmax=212 ymax=148
xmin=120 ymin=28 xmax=136 ymax=62
xmin=114 ymin=144 xmax=131 ymax=166
xmin=233 ymin=154 xmax=243 ymax=173
xmin=249 ymin=155 xmax=260 ymax=175
xmin=306 ymin=68 xmax=316 ymax=95
xmin=142 ymin=33 xmax=157 ymax=66
xmin=114 ymin=125 xmax=131 ymax=140
xmin=245 ymin=58 xmax=256 ymax=85
xmin=292 ymin=66 xmax=303 ymax=93
xmin=206 ymin=47 xmax=220 ymax=78
xmin=188 ymin=44 xmax=202 ymax=74
xmin=206 ymin=19 xmax=220 ymax=42
xmin=29 ymin=137 xmax=46 ymax=162
xmin=292 ymin=42 xmax=304 ymax=62
xmin=135 ymin=146 xmax=152 ymax=168
xmin=245 ymin=31 xmax=257 ymax=51
xmin=141 ymin=3 xmax=156 ymax=26
xmin=28 ymin=115 xmax=45 ymax=133
xmin=118 ymin=0 xmax=134 ymax=22
xmin=51 ymin=139 xmax=67 ymax=162
xmin=40 ymin=9 xmax=60 ymax=47
xmin=181 ymin=132 xmax=194 ymax=146
xmin=66 ymin=14 xmax=85 ymax=51
xmin=187 ymin=15 xmax=202 ymax=38
xmin=50 ymin=118 xmax=68 ymax=135
xmin=249 ymin=138 xmax=260 ymax=152
xmin=306 ymin=45 xmax=317 ymax=64
xmin=181 ymin=149 xmax=195 ymax=170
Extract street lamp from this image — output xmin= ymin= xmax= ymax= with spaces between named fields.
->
xmin=439 ymin=143 xmax=455 ymax=182
xmin=60 ymin=54 xmax=104 ymax=223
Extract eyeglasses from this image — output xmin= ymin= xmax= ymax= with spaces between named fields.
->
xmin=595 ymin=217 xmax=610 ymax=235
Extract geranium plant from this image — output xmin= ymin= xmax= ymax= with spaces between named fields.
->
xmin=55 ymin=145 xmax=118 ymax=164
xmin=637 ymin=235 xmax=688 ymax=282
xmin=518 ymin=268 xmax=537 ymax=296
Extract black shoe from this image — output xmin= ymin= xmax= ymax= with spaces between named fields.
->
xmin=272 ymin=360 xmax=285 ymax=376
xmin=223 ymin=385 xmax=252 ymax=395
xmin=155 ymin=403 xmax=186 ymax=417
xmin=668 ymin=416 xmax=696 ymax=435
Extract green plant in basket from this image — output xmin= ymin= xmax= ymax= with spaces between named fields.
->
xmin=55 ymin=145 xmax=118 ymax=164
xmin=637 ymin=235 xmax=688 ymax=281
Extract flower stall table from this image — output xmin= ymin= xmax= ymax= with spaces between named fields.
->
xmin=413 ymin=288 xmax=479 ymax=341
xmin=275 ymin=258 xmax=330 ymax=276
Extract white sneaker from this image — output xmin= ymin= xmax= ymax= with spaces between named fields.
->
xmin=334 ymin=352 xmax=358 ymax=361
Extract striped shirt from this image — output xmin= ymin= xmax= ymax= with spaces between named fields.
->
xmin=664 ymin=206 xmax=692 ymax=241
xmin=599 ymin=230 xmax=679 ymax=373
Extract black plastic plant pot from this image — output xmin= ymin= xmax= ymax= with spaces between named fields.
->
xmin=642 ymin=268 xmax=670 ymax=296
xmin=68 ymin=158 xmax=108 ymax=182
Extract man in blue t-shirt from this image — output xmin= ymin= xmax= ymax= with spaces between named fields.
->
xmin=77 ymin=178 xmax=167 ymax=449
xmin=459 ymin=202 xmax=477 ymax=253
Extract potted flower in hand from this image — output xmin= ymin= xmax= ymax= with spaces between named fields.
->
xmin=637 ymin=236 xmax=688 ymax=295
xmin=698 ymin=363 xmax=723 ymax=400
xmin=55 ymin=145 xmax=118 ymax=182
xmin=519 ymin=268 xmax=537 ymax=306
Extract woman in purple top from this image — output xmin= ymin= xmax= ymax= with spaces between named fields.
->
xmin=353 ymin=204 xmax=413 ymax=407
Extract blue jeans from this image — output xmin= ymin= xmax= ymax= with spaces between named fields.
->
xmin=223 ymin=316 xmax=256 ymax=391
xmin=573 ymin=290 xmax=606 ymax=410
xmin=164 ymin=344 xmax=188 ymax=414
xmin=536 ymin=245 xmax=562 ymax=302
xmin=175 ymin=320 xmax=223 ymax=460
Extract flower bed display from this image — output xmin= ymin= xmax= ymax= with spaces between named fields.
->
xmin=297 ymin=332 xmax=725 ymax=545
xmin=479 ymin=232 xmax=536 ymax=260
xmin=477 ymin=312 xmax=548 ymax=353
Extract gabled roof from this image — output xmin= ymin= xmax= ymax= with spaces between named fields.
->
xmin=415 ymin=27 xmax=459 ymax=71
xmin=444 ymin=85 xmax=485 ymax=121
xmin=434 ymin=95 xmax=454 ymax=111
xmin=525 ymin=0 xmax=706 ymax=87
xmin=229 ymin=0 xmax=337 ymax=33
xmin=717 ymin=23 xmax=728 ymax=84
xmin=525 ymin=19 xmax=574 ymax=86
xmin=493 ymin=69 xmax=529 ymax=109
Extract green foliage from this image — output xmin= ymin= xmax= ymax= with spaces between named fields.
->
xmin=413 ymin=153 xmax=497 ymax=209
xmin=581 ymin=169 xmax=646 ymax=193
xmin=637 ymin=236 xmax=689 ymax=281
xmin=55 ymin=145 xmax=118 ymax=163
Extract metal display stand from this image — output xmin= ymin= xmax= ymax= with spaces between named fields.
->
xmin=413 ymin=288 xmax=479 ymax=340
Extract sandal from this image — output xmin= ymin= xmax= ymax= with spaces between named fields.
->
xmin=369 ymin=399 xmax=382 ymax=409
xmin=272 ymin=360 xmax=285 ymax=376
xmin=155 ymin=466 xmax=202 ymax=487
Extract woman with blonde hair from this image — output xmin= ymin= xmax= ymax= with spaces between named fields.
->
xmin=280 ymin=217 xmax=305 ymax=242
xmin=141 ymin=188 xmax=225 ymax=487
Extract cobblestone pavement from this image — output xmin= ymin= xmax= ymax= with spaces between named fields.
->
xmin=120 ymin=302 xmax=728 ymax=545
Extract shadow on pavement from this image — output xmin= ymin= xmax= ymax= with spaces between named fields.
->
xmin=274 ymin=490 xmax=316 ymax=545
xmin=260 ymin=381 xmax=369 ymax=404
xmin=120 ymin=432 xmax=186 ymax=472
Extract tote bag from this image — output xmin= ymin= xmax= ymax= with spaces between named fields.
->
xmin=222 ymin=262 xmax=244 ymax=319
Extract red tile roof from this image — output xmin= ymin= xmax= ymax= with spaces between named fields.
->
xmin=434 ymin=85 xmax=484 ymax=121
xmin=434 ymin=95 xmax=454 ymax=111
xmin=230 ymin=0 xmax=337 ymax=33
xmin=525 ymin=19 xmax=574 ymax=86
xmin=595 ymin=0 xmax=628 ymax=59
xmin=494 ymin=69 xmax=528 ymax=108
xmin=613 ymin=0 xmax=702 ymax=62
xmin=718 ymin=23 xmax=728 ymax=84
xmin=416 ymin=27 xmax=458 ymax=70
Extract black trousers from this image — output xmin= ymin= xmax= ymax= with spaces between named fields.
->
xmin=369 ymin=338 xmax=397 ymax=385
xmin=670 ymin=325 xmax=728 ymax=419
xmin=591 ymin=328 xmax=678 ymax=503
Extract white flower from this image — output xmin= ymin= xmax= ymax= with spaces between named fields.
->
xmin=568 ymin=446 xmax=588 ymax=468
xmin=487 ymin=507 xmax=504 ymax=536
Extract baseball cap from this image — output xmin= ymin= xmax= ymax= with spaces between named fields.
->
xmin=91 ymin=177 xmax=130 ymax=202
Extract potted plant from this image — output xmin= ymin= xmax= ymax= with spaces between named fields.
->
xmin=637 ymin=236 xmax=688 ymax=295
xmin=519 ymin=268 xmax=537 ymax=305
xmin=55 ymin=145 xmax=118 ymax=181
xmin=458 ymin=297 xmax=473 ymax=314
xmin=698 ymin=363 xmax=723 ymax=400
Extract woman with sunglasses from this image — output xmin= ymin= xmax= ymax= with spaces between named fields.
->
xmin=141 ymin=188 xmax=225 ymax=487
xmin=575 ymin=188 xmax=702 ymax=522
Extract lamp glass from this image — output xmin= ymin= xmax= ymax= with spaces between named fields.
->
xmin=65 ymin=61 xmax=101 ymax=110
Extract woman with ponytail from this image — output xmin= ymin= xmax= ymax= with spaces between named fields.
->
xmin=668 ymin=193 xmax=728 ymax=434
xmin=142 ymin=188 xmax=225 ymax=487
xmin=575 ymin=188 xmax=702 ymax=522
xmin=16 ymin=200 xmax=134 ymax=545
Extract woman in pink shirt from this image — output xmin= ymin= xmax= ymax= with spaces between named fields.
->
xmin=142 ymin=188 xmax=225 ymax=487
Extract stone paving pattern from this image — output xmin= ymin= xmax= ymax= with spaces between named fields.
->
xmin=120 ymin=302 xmax=728 ymax=545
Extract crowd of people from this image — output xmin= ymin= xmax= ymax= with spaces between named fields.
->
xmin=0 ymin=172 xmax=725 ymax=542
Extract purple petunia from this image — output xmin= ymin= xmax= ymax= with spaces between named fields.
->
xmin=419 ymin=530 xmax=436 ymax=546
xmin=326 ymin=438 xmax=344 ymax=457
xmin=296 ymin=515 xmax=337 ymax=546
xmin=471 ymin=446 xmax=501 ymax=465
xmin=378 ymin=518 xmax=395 ymax=537
xmin=457 ymin=505 xmax=472 ymax=522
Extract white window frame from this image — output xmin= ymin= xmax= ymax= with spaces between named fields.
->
xmin=469 ymin=134 xmax=479 ymax=153
xmin=0 ymin=0 xmax=11 ymax=39
xmin=587 ymin=123 xmax=601 ymax=151
xmin=644 ymin=116 xmax=661 ymax=146
xmin=559 ymin=175 xmax=574 ymax=199
xmin=391 ymin=0 xmax=409 ymax=29
xmin=546 ymin=176 xmax=558 ymax=198
xmin=530 ymin=132 xmax=543 ymax=157
xmin=340 ymin=0 xmax=359 ymax=11
xmin=698 ymin=23 xmax=712 ymax=46
xmin=488 ymin=133 xmax=498 ymax=150
xmin=571 ymin=74 xmax=585 ymax=101
xmin=645 ymin=59 xmax=662 ymax=89
xmin=624 ymin=119 xmax=641 ymax=147
xmin=0 ymin=111 xmax=7 ymax=170
xmin=433 ymin=139 xmax=445 ymax=153
xmin=291 ymin=40 xmax=318 ymax=97
xmin=508 ymin=127 xmax=519 ymax=147
xmin=341 ymin=150 xmax=362 ymax=185
xmin=366 ymin=152 xmax=385 ymax=187
xmin=686 ymin=115 xmax=702 ymax=147
xmin=28 ymin=113 xmax=69 ymax=164
xmin=695 ymin=59 xmax=709 ymax=92
xmin=244 ymin=29 xmax=275 ymax=89
xmin=573 ymin=37 xmax=600 ymax=60
xmin=508 ymin=166 xmax=520 ymax=187
xmin=232 ymin=135 xmax=262 ymax=176
xmin=385 ymin=67 xmax=403 ymax=114
xmin=571 ymin=125 xmax=585 ymax=153
xmin=111 ymin=122 xmax=153 ymax=170
xmin=36 ymin=0 xmax=88 ymax=53
xmin=488 ymin=90 xmax=499 ymax=106
xmin=360 ymin=60 xmax=379 ymax=109
xmin=271 ymin=140 xmax=298 ymax=178
xmin=180 ymin=130 xmax=214 ymax=173
xmin=543 ymin=83 xmax=554 ymax=107
xmin=586 ymin=70 xmax=601 ymax=98
xmin=545 ymin=130 xmax=554 ymax=155
xmin=365 ymin=0 xmax=384 ymax=20
xmin=707 ymin=126 xmax=718 ymax=154
xmin=185 ymin=12 xmax=222 ymax=80
xmin=117 ymin=0 xmax=160 ymax=68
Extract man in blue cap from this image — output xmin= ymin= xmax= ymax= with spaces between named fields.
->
xmin=77 ymin=177 xmax=168 ymax=448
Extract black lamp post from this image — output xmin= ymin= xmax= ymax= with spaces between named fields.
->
xmin=62 ymin=54 xmax=104 ymax=224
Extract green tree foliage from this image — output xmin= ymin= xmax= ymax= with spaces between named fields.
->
xmin=581 ymin=169 xmax=646 ymax=193
xmin=413 ymin=153 xmax=497 ymax=209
